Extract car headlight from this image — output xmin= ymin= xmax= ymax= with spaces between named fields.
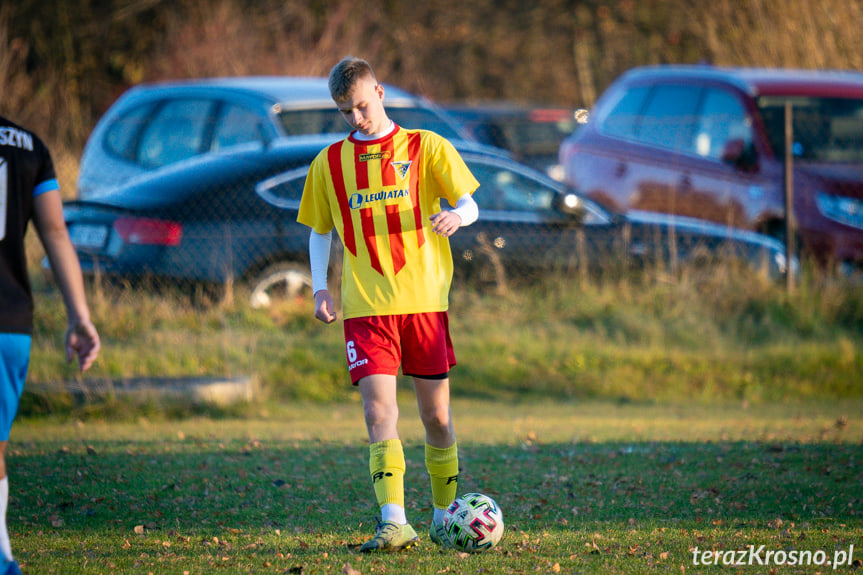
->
xmin=815 ymin=192 xmax=863 ymax=230
xmin=562 ymin=193 xmax=581 ymax=211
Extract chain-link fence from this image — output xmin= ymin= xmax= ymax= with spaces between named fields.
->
xmin=24 ymin=66 xmax=863 ymax=410
xmin=56 ymin=73 xmax=863 ymax=308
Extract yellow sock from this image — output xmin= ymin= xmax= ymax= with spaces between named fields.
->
xmin=369 ymin=439 xmax=406 ymax=509
xmin=425 ymin=442 xmax=459 ymax=511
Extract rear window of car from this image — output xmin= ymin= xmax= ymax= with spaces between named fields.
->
xmin=104 ymin=102 xmax=157 ymax=161
xmin=136 ymin=99 xmax=214 ymax=168
xmin=212 ymin=104 xmax=265 ymax=151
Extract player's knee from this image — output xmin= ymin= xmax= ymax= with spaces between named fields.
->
xmin=421 ymin=407 xmax=451 ymax=433
xmin=364 ymin=402 xmax=398 ymax=428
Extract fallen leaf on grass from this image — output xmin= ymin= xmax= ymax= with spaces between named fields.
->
xmin=342 ymin=563 xmax=362 ymax=575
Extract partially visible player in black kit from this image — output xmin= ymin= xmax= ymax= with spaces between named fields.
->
xmin=0 ymin=115 xmax=101 ymax=575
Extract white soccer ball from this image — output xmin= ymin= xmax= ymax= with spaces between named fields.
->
xmin=442 ymin=492 xmax=504 ymax=553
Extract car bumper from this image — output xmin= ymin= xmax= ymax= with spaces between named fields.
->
xmin=799 ymin=225 xmax=863 ymax=266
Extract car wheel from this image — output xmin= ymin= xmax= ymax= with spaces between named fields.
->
xmin=248 ymin=262 xmax=312 ymax=309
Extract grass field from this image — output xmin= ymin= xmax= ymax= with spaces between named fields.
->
xmin=13 ymin=263 xmax=863 ymax=573
xmin=7 ymin=398 xmax=863 ymax=574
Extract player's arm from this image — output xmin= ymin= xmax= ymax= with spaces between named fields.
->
xmin=430 ymin=193 xmax=478 ymax=237
xmin=310 ymin=229 xmax=336 ymax=323
xmin=32 ymin=189 xmax=101 ymax=371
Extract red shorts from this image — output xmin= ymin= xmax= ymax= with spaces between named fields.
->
xmin=343 ymin=312 xmax=456 ymax=384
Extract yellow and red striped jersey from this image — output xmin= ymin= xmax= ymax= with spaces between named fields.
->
xmin=298 ymin=126 xmax=479 ymax=319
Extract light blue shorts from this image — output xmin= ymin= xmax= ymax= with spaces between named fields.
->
xmin=0 ymin=334 xmax=31 ymax=441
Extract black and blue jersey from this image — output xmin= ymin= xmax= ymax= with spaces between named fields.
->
xmin=0 ymin=116 xmax=60 ymax=334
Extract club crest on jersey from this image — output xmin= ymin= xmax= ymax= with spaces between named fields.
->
xmin=391 ymin=161 xmax=412 ymax=180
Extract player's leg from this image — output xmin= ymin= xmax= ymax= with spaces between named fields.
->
xmin=0 ymin=334 xmax=30 ymax=574
xmin=345 ymin=315 xmax=417 ymax=553
xmin=401 ymin=312 xmax=459 ymax=546
xmin=357 ymin=374 xmax=418 ymax=552
xmin=360 ymin=373 xmax=405 ymax=521
xmin=0 ymin=443 xmax=9 ymax=562
xmin=414 ymin=376 xmax=455 ymax=448
xmin=414 ymin=376 xmax=459 ymax=546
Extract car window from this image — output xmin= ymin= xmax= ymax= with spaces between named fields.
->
xmin=758 ymin=96 xmax=863 ymax=162
xmin=386 ymin=108 xmax=463 ymax=140
xmin=276 ymin=107 xmax=463 ymax=141
xmin=104 ymin=102 xmax=157 ymax=161
xmin=212 ymin=104 xmax=263 ymax=151
xmin=277 ymin=109 xmax=344 ymax=136
xmin=136 ymin=99 xmax=213 ymax=168
xmin=255 ymin=166 xmax=309 ymax=209
xmin=694 ymin=89 xmax=753 ymax=160
xmin=600 ymin=85 xmax=651 ymax=139
xmin=636 ymin=85 xmax=701 ymax=152
xmin=467 ymin=162 xmax=556 ymax=213
xmin=475 ymin=115 xmax=576 ymax=157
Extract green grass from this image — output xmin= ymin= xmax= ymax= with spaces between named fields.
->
xmin=14 ymin=264 xmax=863 ymax=572
xmin=23 ymin=265 xmax=863 ymax=411
xmin=7 ymin=399 xmax=863 ymax=574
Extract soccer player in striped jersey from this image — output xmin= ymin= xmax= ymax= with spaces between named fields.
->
xmin=298 ymin=57 xmax=479 ymax=552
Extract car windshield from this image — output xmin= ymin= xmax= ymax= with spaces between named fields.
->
xmin=757 ymin=96 xmax=863 ymax=162
xmin=485 ymin=115 xmax=576 ymax=157
xmin=275 ymin=107 xmax=463 ymax=140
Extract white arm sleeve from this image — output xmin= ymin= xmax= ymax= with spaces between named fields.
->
xmin=450 ymin=193 xmax=479 ymax=226
xmin=309 ymin=230 xmax=332 ymax=294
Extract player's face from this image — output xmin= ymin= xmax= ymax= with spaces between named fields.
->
xmin=337 ymin=76 xmax=388 ymax=136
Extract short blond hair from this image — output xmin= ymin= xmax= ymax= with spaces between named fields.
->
xmin=328 ymin=56 xmax=376 ymax=103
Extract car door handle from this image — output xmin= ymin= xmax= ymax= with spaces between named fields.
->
xmin=614 ymin=162 xmax=627 ymax=178
xmin=679 ymin=175 xmax=693 ymax=189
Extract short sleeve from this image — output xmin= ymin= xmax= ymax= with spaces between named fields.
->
xmin=297 ymin=150 xmax=335 ymax=234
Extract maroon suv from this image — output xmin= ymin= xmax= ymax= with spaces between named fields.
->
xmin=560 ymin=65 xmax=863 ymax=270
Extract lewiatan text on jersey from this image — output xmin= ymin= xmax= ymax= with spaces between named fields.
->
xmin=348 ymin=188 xmax=411 ymax=209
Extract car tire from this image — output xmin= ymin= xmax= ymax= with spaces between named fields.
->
xmin=248 ymin=262 xmax=312 ymax=309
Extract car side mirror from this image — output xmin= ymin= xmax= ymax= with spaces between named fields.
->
xmin=721 ymin=138 xmax=758 ymax=172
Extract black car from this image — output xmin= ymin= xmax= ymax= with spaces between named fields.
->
xmin=58 ymin=136 xmax=792 ymax=307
